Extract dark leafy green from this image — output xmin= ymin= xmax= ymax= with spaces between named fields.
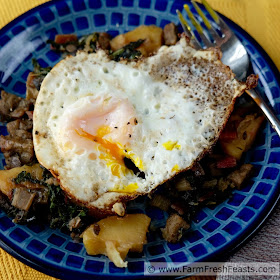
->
xmin=13 ymin=170 xmax=46 ymax=186
xmin=47 ymin=32 xmax=100 ymax=54
xmin=48 ymin=183 xmax=89 ymax=233
xmin=31 ymin=58 xmax=52 ymax=91
xmin=110 ymin=39 xmax=144 ymax=61
xmin=11 ymin=169 xmax=91 ymax=233
xmin=32 ymin=58 xmax=52 ymax=77
xmin=78 ymin=32 xmax=99 ymax=52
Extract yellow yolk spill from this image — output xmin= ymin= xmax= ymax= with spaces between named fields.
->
xmin=162 ymin=141 xmax=181 ymax=150
xmin=97 ymin=125 xmax=112 ymax=137
xmin=125 ymin=151 xmax=144 ymax=171
xmin=109 ymin=182 xmax=139 ymax=193
xmin=172 ymin=164 xmax=180 ymax=172
xmin=76 ymin=127 xmax=124 ymax=163
xmin=76 ymin=127 xmax=126 ymax=177
xmin=75 ymin=126 xmax=143 ymax=183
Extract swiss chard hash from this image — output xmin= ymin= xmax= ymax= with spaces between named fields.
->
xmin=0 ymin=23 xmax=264 ymax=268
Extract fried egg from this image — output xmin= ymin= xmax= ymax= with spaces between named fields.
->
xmin=33 ymin=38 xmax=247 ymax=215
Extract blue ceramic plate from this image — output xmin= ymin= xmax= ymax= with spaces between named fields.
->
xmin=0 ymin=0 xmax=280 ymax=279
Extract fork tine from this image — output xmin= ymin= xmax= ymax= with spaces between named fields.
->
xmin=176 ymin=9 xmax=201 ymax=49
xmin=201 ymin=0 xmax=220 ymax=23
xmin=191 ymin=0 xmax=212 ymax=30
xmin=191 ymin=0 xmax=224 ymax=45
xmin=183 ymin=4 xmax=213 ymax=48
xmin=200 ymin=0 xmax=233 ymax=39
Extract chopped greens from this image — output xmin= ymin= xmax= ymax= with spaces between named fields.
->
xmin=48 ymin=183 xmax=88 ymax=233
xmin=32 ymin=58 xmax=52 ymax=77
xmin=110 ymin=39 xmax=145 ymax=61
xmin=47 ymin=32 xmax=100 ymax=54
xmin=31 ymin=58 xmax=52 ymax=91
xmin=78 ymin=32 xmax=99 ymax=53
xmin=163 ymin=169 xmax=234 ymax=223
xmin=13 ymin=170 xmax=47 ymax=186
xmin=47 ymin=32 xmax=144 ymax=61
xmin=12 ymin=169 xmax=91 ymax=234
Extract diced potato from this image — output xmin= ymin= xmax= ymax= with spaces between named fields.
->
xmin=82 ymin=214 xmax=151 ymax=267
xmin=220 ymin=138 xmax=246 ymax=160
xmin=0 ymin=164 xmax=44 ymax=199
xmin=220 ymin=114 xmax=265 ymax=160
xmin=238 ymin=115 xmax=265 ymax=151
xmin=110 ymin=25 xmax=163 ymax=56
xmin=161 ymin=213 xmax=189 ymax=243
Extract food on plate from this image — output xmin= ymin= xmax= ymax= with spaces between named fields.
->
xmin=82 ymin=214 xmax=151 ymax=267
xmin=0 ymin=108 xmax=34 ymax=169
xmin=219 ymin=109 xmax=265 ymax=160
xmin=0 ymin=163 xmax=91 ymax=231
xmin=26 ymin=59 xmax=52 ymax=101
xmin=0 ymin=23 xmax=264 ymax=267
xmin=163 ymin=22 xmax=178 ymax=46
xmin=0 ymin=164 xmax=44 ymax=200
xmin=161 ymin=213 xmax=190 ymax=243
xmin=110 ymin=25 xmax=163 ymax=56
xmin=33 ymin=36 xmax=251 ymax=217
xmin=48 ymin=32 xmax=111 ymax=54
xmin=151 ymin=162 xmax=254 ymax=243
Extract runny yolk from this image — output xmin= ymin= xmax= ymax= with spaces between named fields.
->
xmin=67 ymin=95 xmax=144 ymax=180
xmin=75 ymin=127 xmax=143 ymax=183
xmin=75 ymin=127 xmax=125 ymax=166
xmin=75 ymin=127 xmax=140 ymax=193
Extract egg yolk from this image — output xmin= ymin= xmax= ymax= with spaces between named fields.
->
xmin=172 ymin=164 xmax=180 ymax=172
xmin=109 ymin=182 xmax=139 ymax=193
xmin=61 ymin=95 xmax=142 ymax=178
xmin=75 ymin=126 xmax=128 ymax=177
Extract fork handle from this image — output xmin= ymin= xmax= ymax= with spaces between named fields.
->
xmin=246 ymin=88 xmax=280 ymax=137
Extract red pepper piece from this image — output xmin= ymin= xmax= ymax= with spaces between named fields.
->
xmin=216 ymin=156 xmax=237 ymax=169
xmin=220 ymin=121 xmax=238 ymax=141
xmin=54 ymin=34 xmax=78 ymax=45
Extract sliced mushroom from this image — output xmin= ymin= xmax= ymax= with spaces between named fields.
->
xmin=11 ymin=187 xmax=36 ymax=211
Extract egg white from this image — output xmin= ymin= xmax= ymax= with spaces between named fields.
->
xmin=33 ymin=38 xmax=246 ymax=213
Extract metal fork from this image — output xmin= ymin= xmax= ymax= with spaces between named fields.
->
xmin=177 ymin=0 xmax=280 ymax=136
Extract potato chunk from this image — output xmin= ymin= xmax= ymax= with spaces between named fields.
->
xmin=0 ymin=164 xmax=43 ymax=199
xmin=110 ymin=25 xmax=163 ymax=56
xmin=82 ymin=214 xmax=151 ymax=267
xmin=220 ymin=114 xmax=265 ymax=160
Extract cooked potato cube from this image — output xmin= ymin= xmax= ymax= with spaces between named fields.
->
xmin=82 ymin=214 xmax=151 ymax=267
xmin=220 ymin=139 xmax=246 ymax=160
xmin=110 ymin=25 xmax=163 ymax=56
xmin=0 ymin=164 xmax=44 ymax=199
xmin=220 ymin=114 xmax=265 ymax=160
